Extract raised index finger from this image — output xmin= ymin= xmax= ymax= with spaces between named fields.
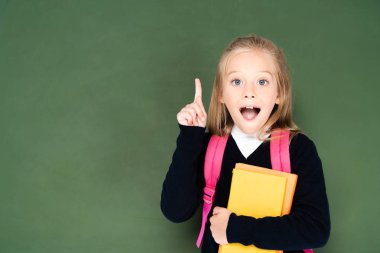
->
xmin=194 ymin=78 xmax=202 ymax=102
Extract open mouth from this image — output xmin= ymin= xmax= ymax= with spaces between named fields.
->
xmin=240 ymin=106 xmax=261 ymax=121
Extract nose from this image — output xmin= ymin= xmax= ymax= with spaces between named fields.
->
xmin=244 ymin=84 xmax=255 ymax=98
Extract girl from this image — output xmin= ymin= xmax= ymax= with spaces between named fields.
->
xmin=161 ymin=34 xmax=330 ymax=253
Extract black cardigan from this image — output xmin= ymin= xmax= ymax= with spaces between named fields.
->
xmin=161 ymin=125 xmax=330 ymax=253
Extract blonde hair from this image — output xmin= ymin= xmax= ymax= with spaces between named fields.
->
xmin=208 ymin=34 xmax=300 ymax=139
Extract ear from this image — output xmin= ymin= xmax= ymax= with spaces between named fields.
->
xmin=219 ymin=93 xmax=224 ymax=104
xmin=275 ymin=90 xmax=281 ymax=104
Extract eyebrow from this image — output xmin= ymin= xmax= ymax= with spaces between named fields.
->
xmin=227 ymin=70 xmax=274 ymax=77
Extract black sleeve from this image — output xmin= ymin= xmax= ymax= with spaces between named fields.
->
xmin=160 ymin=124 xmax=208 ymax=223
xmin=226 ymin=133 xmax=331 ymax=250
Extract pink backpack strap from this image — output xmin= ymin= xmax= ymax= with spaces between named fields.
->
xmin=270 ymin=129 xmax=313 ymax=253
xmin=196 ymin=134 xmax=228 ymax=248
xmin=270 ymin=129 xmax=291 ymax=173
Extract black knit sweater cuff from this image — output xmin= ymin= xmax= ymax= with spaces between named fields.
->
xmin=227 ymin=213 xmax=257 ymax=244
xmin=177 ymin=124 xmax=206 ymax=149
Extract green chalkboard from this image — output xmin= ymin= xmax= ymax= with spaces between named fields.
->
xmin=1 ymin=0 xmax=379 ymax=252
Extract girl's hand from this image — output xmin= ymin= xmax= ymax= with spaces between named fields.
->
xmin=176 ymin=78 xmax=207 ymax=127
xmin=210 ymin=206 xmax=232 ymax=245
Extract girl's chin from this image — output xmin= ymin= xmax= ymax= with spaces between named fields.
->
xmin=230 ymin=113 xmax=266 ymax=135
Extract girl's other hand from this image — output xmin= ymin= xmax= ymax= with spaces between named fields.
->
xmin=177 ymin=78 xmax=207 ymax=127
xmin=210 ymin=206 xmax=231 ymax=245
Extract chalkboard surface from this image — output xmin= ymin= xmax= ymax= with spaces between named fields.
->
xmin=1 ymin=1 xmax=379 ymax=252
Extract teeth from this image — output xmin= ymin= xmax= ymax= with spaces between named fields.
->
xmin=246 ymin=106 xmax=254 ymax=109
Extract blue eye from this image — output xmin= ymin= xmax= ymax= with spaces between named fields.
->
xmin=258 ymin=79 xmax=268 ymax=86
xmin=233 ymin=79 xmax=242 ymax=86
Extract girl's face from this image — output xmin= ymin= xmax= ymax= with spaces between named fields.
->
xmin=220 ymin=49 xmax=279 ymax=135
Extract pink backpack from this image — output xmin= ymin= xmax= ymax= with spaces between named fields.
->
xmin=196 ymin=129 xmax=312 ymax=253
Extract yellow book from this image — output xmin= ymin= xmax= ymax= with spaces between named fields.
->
xmin=219 ymin=163 xmax=298 ymax=253
xmin=234 ymin=163 xmax=298 ymax=216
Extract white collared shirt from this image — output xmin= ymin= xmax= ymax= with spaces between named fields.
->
xmin=230 ymin=125 xmax=269 ymax=159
